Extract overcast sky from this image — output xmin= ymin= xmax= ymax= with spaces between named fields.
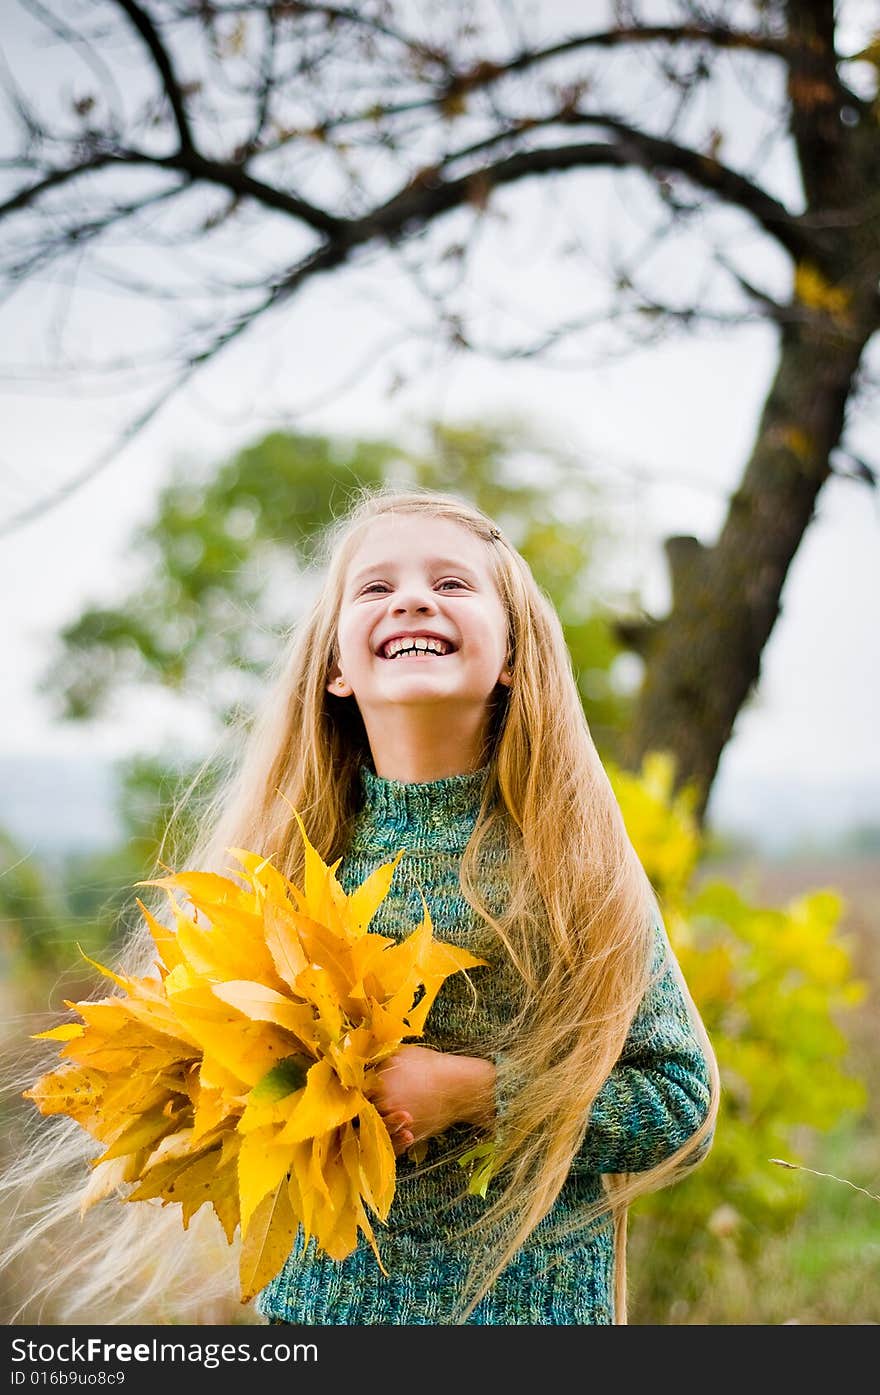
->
xmin=2 ymin=0 xmax=878 ymax=846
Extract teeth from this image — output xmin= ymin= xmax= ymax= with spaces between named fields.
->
xmin=382 ymin=636 xmax=450 ymax=658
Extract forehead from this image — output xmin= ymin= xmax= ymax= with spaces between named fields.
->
xmin=345 ymin=514 xmax=493 ymax=581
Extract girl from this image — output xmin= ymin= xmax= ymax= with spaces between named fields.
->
xmin=4 ymin=486 xmax=717 ymax=1326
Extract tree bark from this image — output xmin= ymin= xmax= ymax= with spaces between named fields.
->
xmin=622 ymin=304 xmax=877 ymax=822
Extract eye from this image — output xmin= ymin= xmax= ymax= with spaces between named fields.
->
xmin=358 ymin=577 xmax=468 ymax=595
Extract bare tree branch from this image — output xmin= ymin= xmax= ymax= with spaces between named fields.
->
xmin=366 ymin=133 xmax=816 ymax=264
xmin=113 ymin=0 xmax=197 ymax=154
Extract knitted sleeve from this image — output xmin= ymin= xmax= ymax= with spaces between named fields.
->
xmin=492 ymin=921 xmax=714 ymax=1177
xmin=569 ymin=921 xmax=714 ymax=1175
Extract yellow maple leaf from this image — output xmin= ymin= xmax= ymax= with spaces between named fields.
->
xmin=238 ymin=1181 xmax=299 ymax=1303
xmin=23 ymin=810 xmax=488 ymax=1302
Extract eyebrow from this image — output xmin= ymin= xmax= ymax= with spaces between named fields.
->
xmin=349 ymin=557 xmax=482 ymax=585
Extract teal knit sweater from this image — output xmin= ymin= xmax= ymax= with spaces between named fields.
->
xmin=256 ymin=764 xmax=713 ymax=1326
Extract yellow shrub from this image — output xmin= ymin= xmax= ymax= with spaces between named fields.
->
xmin=609 ymin=755 xmax=867 ymax=1311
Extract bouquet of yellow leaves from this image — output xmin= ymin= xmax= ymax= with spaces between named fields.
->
xmin=23 ymin=812 xmax=486 ymax=1302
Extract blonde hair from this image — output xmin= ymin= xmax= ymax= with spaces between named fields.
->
xmin=1 ymin=484 xmax=718 ymax=1325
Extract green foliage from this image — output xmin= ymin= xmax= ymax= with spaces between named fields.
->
xmin=0 ymin=830 xmax=67 ymax=974
xmin=0 ymin=753 xmax=218 ymax=992
xmin=60 ymin=751 xmax=223 ymax=953
xmin=609 ymin=753 xmax=868 ymax=1320
xmin=0 ymin=826 xmax=127 ymax=1016
xmin=42 ymin=431 xmax=391 ymax=724
xmin=41 ymin=418 xmax=635 ymax=756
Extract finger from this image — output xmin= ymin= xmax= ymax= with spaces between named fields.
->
xmin=393 ymin=1130 xmax=414 ymax=1156
xmin=383 ymin=1110 xmax=413 ymax=1133
xmin=362 ymin=1067 xmax=388 ymax=1101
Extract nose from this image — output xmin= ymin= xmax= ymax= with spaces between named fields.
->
xmin=390 ymin=584 xmax=439 ymax=615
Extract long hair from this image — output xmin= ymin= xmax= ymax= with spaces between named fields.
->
xmin=1 ymin=484 xmax=718 ymax=1325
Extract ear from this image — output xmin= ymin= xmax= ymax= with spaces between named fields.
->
xmin=327 ymin=671 xmax=353 ymax=697
xmin=497 ymin=666 xmax=513 ymax=688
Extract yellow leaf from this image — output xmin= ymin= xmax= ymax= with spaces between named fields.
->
xmin=306 ymin=1132 xmax=334 ymax=1211
xmin=23 ymin=1065 xmax=106 ymax=1130
xmin=97 ymin=1074 xmax=180 ymax=1133
xmin=277 ymin=1059 xmax=361 ymax=1143
xmin=347 ymin=933 xmax=395 ymax=1001
xmin=76 ymin=947 xmax=131 ymax=994
xmin=209 ymin=1148 xmax=242 ymax=1243
xmin=317 ymin=1135 xmax=360 ymax=1259
xmin=135 ymin=898 xmax=185 ymax=972
xmin=60 ymin=1006 xmax=196 ymax=1074
xmin=32 ymin=1023 xmax=84 ymax=1042
xmin=345 ymin=851 xmax=405 ymax=937
xmin=263 ymin=900 xmax=309 ymax=988
xmin=400 ymin=996 xmax=437 ymax=1037
xmin=339 ymin=1123 xmax=388 ymax=1274
xmin=288 ymin=809 xmax=341 ymax=928
xmin=292 ymin=964 xmax=345 ymax=1044
xmin=226 ymin=848 xmax=293 ymax=906
xmin=238 ymin=1127 xmax=297 ymax=1237
xmin=128 ymin=1145 xmax=221 ymax=1220
xmin=172 ymin=910 xmax=280 ymax=988
xmin=794 ymin=261 xmax=852 ymax=320
xmin=284 ymin=1139 xmax=313 ymax=1246
xmin=79 ymin=1155 xmax=136 ymax=1214
xmin=366 ymin=997 xmax=416 ymax=1046
xmin=421 ymin=937 xmax=487 ymax=979
xmin=172 ymin=1007 xmax=295 ymax=1090
xmin=288 ymin=913 xmax=356 ymax=1002
xmin=369 ymin=915 xmax=434 ymax=997
xmin=239 ymin=1181 xmax=298 ymax=1303
xmin=353 ymin=1097 xmax=396 ymax=1217
xmin=325 ymin=1031 xmax=369 ymax=1091
xmin=238 ymin=1054 xmax=310 ymax=1134
xmin=143 ymin=1127 xmax=210 ymax=1170
xmin=139 ymin=870 xmax=255 ymax=909
xmin=192 ymin=1078 xmax=238 ymax=1143
xmin=211 ymin=980 xmax=319 ymax=1051
xmin=95 ymin=1106 xmax=181 ymax=1164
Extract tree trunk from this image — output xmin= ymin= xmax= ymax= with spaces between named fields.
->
xmin=622 ymin=306 xmax=875 ymax=823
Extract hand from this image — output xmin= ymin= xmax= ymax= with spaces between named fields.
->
xmin=365 ymin=1044 xmax=496 ymax=1157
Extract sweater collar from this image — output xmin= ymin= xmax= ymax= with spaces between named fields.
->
xmin=350 ymin=763 xmax=490 ymax=854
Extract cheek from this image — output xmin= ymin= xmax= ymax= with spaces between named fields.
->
xmin=484 ymin=604 xmax=510 ymax=663
xmin=335 ymin=606 xmax=358 ymax=644
xmin=336 ymin=611 xmax=372 ymax=667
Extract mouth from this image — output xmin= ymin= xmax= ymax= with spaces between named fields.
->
xmin=378 ymin=636 xmax=457 ymax=660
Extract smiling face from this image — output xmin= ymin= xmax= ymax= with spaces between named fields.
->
xmin=328 ymin=514 xmax=512 ymax=724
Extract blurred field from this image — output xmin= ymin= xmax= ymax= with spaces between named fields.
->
xmin=628 ymin=848 xmax=880 ymax=1326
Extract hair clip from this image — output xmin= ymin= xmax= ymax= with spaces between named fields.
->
xmin=489 ymin=526 xmax=502 ymax=540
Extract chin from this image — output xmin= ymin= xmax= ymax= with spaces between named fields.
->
xmin=378 ymin=678 xmax=460 ymax=701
